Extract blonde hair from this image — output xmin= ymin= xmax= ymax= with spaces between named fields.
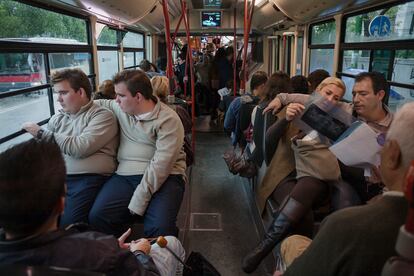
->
xmin=151 ymin=76 xmax=169 ymax=102
xmin=315 ymin=77 xmax=346 ymax=95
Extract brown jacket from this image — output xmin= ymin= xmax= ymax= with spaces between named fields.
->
xmin=257 ymin=107 xmax=299 ymax=213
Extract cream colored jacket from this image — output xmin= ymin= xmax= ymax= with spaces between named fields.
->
xmin=96 ymin=99 xmax=186 ymax=215
xmin=44 ymin=101 xmax=119 ymax=175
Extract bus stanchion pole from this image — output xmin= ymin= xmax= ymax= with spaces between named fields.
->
xmin=161 ymin=0 xmax=175 ymax=95
xmin=233 ymin=5 xmax=237 ymax=96
xmin=181 ymin=0 xmax=196 ymax=160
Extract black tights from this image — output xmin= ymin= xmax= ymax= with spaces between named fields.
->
xmin=289 ymin=176 xmax=330 ymax=210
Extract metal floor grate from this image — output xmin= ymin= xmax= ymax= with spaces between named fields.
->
xmin=189 ymin=213 xmax=222 ymax=231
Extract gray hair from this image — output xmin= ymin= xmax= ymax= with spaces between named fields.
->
xmin=386 ymin=102 xmax=414 ymax=168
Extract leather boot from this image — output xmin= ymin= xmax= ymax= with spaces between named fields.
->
xmin=242 ymin=197 xmax=308 ymax=273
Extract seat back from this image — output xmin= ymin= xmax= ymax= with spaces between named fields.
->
xmin=251 ymin=102 xmax=276 ymax=167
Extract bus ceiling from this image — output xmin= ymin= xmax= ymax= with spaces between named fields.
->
xmin=31 ymin=0 xmax=400 ymax=33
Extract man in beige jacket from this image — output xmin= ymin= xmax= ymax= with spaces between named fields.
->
xmin=90 ymin=70 xmax=186 ymax=238
xmin=22 ymin=68 xmax=118 ymax=228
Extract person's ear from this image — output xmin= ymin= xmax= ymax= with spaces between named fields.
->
xmin=378 ymin=89 xmax=385 ymax=102
xmin=79 ymin=87 xmax=88 ymax=99
xmin=136 ymin=92 xmax=144 ymax=102
xmin=384 ymin=140 xmax=402 ymax=170
xmin=57 ymin=196 xmax=65 ymax=215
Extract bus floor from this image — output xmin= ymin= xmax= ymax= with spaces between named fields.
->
xmin=185 ymin=118 xmax=273 ymax=275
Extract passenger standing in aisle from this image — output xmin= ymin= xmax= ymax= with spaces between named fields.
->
xmin=90 ymin=70 xmax=186 ymax=238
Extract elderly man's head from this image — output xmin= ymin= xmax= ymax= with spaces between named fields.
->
xmin=380 ymin=102 xmax=414 ymax=192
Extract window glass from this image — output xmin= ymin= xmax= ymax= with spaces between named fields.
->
xmin=388 ymin=86 xmax=414 ymax=112
xmin=310 ymin=21 xmax=336 ymax=45
xmin=0 ymin=133 xmax=31 ymax=153
xmin=0 ymin=89 xmax=50 ymax=140
xmin=123 ymin=32 xmax=144 ymax=48
xmin=97 ymin=25 xmax=118 ymax=46
xmin=344 ymin=2 xmax=414 ymax=43
xmin=296 ymin=37 xmax=303 ymax=75
xmin=371 ymin=50 xmax=392 ymax=78
xmin=98 ymin=51 xmax=118 ymax=82
xmin=0 ymin=0 xmax=87 ymax=44
xmin=392 ymin=50 xmax=414 ymax=84
xmin=0 ymin=53 xmax=47 ymax=93
xmin=342 ymin=50 xmax=370 ymax=74
xmin=49 ymin=53 xmax=92 ymax=75
xmin=309 ymin=49 xmax=334 ymax=75
xmin=135 ymin=52 xmax=144 ymax=65
xmin=123 ymin=52 xmax=135 ymax=68
xmin=341 ymin=76 xmax=356 ymax=102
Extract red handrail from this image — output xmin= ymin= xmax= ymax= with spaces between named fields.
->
xmin=160 ymin=0 xmax=196 ymax=159
xmin=180 ymin=0 xmax=196 ymax=157
xmin=241 ymin=0 xmax=255 ymax=91
xmin=161 ymin=0 xmax=174 ymax=95
xmin=233 ymin=6 xmax=237 ymax=96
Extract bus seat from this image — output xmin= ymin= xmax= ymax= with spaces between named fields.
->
xmin=251 ymin=103 xmax=276 ymax=167
xmin=0 ymin=265 xmax=104 ymax=276
xmin=264 ymin=118 xmax=281 ymax=166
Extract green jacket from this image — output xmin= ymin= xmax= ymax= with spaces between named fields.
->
xmin=284 ymin=193 xmax=408 ymax=276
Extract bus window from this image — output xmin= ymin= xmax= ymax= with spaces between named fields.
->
xmin=0 ymin=53 xmax=46 ymax=93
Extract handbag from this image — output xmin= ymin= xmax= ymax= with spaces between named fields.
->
xmin=223 ymin=148 xmax=257 ymax=178
xmin=223 ymin=149 xmax=241 ymax=175
xmin=292 ymin=136 xmax=340 ymax=181
xmin=183 ymin=252 xmax=221 ymax=276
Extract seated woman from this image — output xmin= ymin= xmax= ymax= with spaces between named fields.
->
xmin=94 ymin=79 xmax=116 ymax=100
xmin=242 ymin=77 xmax=347 ymax=273
xmin=151 ymin=76 xmax=193 ymax=166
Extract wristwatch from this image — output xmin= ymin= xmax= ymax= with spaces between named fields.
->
xmin=36 ymin=129 xmax=45 ymax=139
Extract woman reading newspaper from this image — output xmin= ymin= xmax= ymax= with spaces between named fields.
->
xmin=242 ymin=77 xmax=349 ymax=273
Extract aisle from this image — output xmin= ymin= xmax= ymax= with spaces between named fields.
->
xmin=186 ymin=131 xmax=270 ymax=275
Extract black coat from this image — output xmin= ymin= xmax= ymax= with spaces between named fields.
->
xmin=0 ymin=228 xmax=159 ymax=276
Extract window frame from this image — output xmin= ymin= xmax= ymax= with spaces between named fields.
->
xmin=122 ymin=28 xmax=146 ymax=70
xmin=0 ymin=0 xmax=95 ymax=144
xmin=337 ymin=0 xmax=414 ymax=106
xmin=308 ymin=19 xmax=336 ymax=75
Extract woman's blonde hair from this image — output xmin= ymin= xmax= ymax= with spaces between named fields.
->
xmin=151 ymin=76 xmax=169 ymax=102
xmin=315 ymin=77 xmax=346 ymax=94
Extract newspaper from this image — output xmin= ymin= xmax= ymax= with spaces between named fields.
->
xmin=329 ymin=121 xmax=382 ymax=168
xmin=295 ymin=93 xmax=355 ymax=141
xmin=295 ymin=94 xmax=382 ymax=168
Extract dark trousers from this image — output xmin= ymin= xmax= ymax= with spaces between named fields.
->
xmin=89 ymin=174 xmax=185 ymax=238
xmin=60 ymin=174 xmax=108 ymax=228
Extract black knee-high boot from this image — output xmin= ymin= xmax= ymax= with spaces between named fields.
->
xmin=242 ymin=197 xmax=308 ymax=273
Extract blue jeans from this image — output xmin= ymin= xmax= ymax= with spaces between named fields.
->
xmin=89 ymin=174 xmax=185 ymax=237
xmin=59 ymin=174 xmax=108 ymax=228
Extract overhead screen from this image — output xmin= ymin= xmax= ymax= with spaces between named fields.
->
xmin=201 ymin=11 xmax=221 ymax=28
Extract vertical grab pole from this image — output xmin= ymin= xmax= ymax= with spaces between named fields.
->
xmin=233 ymin=6 xmax=237 ymax=96
xmin=181 ymin=0 xmax=196 ymax=159
xmin=161 ymin=0 xmax=174 ymax=94
xmin=241 ymin=0 xmax=248 ymax=92
xmin=241 ymin=0 xmax=255 ymax=91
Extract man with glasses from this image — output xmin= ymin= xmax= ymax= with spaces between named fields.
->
xmin=22 ymin=68 xmax=119 ymax=228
